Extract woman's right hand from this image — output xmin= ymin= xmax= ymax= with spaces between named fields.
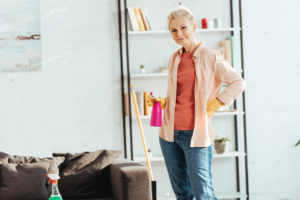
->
xmin=146 ymin=94 xmax=167 ymax=110
xmin=156 ymin=97 xmax=167 ymax=110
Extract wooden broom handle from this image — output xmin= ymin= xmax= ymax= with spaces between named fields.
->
xmin=131 ymin=90 xmax=154 ymax=181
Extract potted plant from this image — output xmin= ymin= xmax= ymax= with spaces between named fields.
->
xmin=214 ymin=137 xmax=230 ymax=154
xmin=140 ymin=64 xmax=146 ymax=74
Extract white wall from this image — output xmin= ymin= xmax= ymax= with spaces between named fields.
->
xmin=243 ymin=0 xmax=300 ymax=199
xmin=0 ymin=0 xmax=123 ymax=156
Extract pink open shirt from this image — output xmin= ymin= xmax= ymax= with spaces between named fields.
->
xmin=159 ymin=42 xmax=246 ymax=147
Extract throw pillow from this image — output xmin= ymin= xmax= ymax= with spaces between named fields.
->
xmin=0 ymin=162 xmax=50 ymax=200
xmin=0 ymin=151 xmax=65 ymax=197
xmin=53 ymin=149 xmax=122 ymax=199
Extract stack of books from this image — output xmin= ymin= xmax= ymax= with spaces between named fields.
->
xmin=124 ymin=91 xmax=151 ymax=116
xmin=127 ymin=7 xmax=151 ymax=32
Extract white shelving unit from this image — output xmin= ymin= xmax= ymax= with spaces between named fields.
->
xmin=119 ymin=0 xmax=249 ymax=199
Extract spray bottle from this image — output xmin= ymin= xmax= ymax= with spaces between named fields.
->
xmin=150 ymin=92 xmax=162 ymax=127
xmin=47 ymin=174 xmax=63 ymax=200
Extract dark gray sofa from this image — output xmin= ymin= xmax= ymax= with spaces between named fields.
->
xmin=0 ymin=151 xmax=152 ymax=200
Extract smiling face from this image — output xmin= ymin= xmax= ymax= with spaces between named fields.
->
xmin=169 ymin=17 xmax=197 ymax=47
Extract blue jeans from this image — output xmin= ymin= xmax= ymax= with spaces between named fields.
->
xmin=159 ymin=130 xmax=218 ymax=200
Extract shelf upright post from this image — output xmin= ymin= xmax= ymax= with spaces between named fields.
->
xmin=117 ymin=0 xmax=127 ymax=159
xmin=239 ymin=0 xmax=250 ymax=199
xmin=123 ymin=0 xmax=134 ymax=161
xmin=229 ymin=0 xmax=242 ymax=195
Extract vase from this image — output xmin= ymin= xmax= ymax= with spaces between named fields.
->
xmin=140 ymin=68 xmax=146 ymax=74
xmin=214 ymin=140 xmax=230 ymax=154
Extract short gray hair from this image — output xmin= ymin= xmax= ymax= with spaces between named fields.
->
xmin=167 ymin=6 xmax=195 ymax=29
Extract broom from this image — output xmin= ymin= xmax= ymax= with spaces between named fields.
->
xmin=130 ymin=84 xmax=157 ymax=200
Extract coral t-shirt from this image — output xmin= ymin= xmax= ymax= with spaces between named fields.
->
xmin=174 ymin=49 xmax=196 ymax=130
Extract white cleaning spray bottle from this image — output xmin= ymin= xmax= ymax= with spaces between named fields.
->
xmin=47 ymin=174 xmax=63 ymax=200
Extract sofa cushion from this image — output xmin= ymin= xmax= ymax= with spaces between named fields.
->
xmin=0 ymin=162 xmax=50 ymax=200
xmin=0 ymin=151 xmax=9 ymax=163
xmin=53 ymin=149 xmax=122 ymax=199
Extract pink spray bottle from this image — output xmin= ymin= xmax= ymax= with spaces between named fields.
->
xmin=150 ymin=92 xmax=162 ymax=127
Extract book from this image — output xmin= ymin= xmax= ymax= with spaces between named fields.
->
xmin=127 ymin=8 xmax=139 ymax=31
xmin=134 ymin=7 xmax=146 ymax=31
xmin=220 ymin=38 xmax=232 ymax=65
xmin=228 ymin=36 xmax=235 ymax=67
xmin=136 ymin=91 xmax=145 ymax=115
xmin=127 ymin=7 xmax=151 ymax=32
xmin=124 ymin=93 xmax=135 ymax=116
xmin=125 ymin=91 xmax=147 ymax=116
xmin=140 ymin=8 xmax=150 ymax=31
xmin=144 ymin=91 xmax=149 ymax=115
xmin=142 ymin=8 xmax=151 ymax=30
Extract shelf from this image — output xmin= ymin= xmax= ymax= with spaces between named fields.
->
xmin=125 ymin=70 xmax=243 ymax=79
xmin=134 ymin=155 xmax=164 ymax=162
xmin=213 ymin=151 xmax=246 ymax=158
xmin=128 ymin=115 xmax=152 ymax=120
xmin=216 ymin=192 xmax=247 ymax=199
xmin=158 ymin=192 xmax=246 ymax=200
xmin=134 ymin=151 xmax=246 ymax=163
xmin=213 ymin=110 xmax=244 ymax=116
xmin=124 ymin=72 xmax=168 ymax=78
xmin=125 ymin=28 xmax=241 ymax=35
xmin=127 ymin=110 xmax=244 ymax=120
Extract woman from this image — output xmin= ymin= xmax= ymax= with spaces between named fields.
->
xmin=148 ymin=6 xmax=246 ymax=200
